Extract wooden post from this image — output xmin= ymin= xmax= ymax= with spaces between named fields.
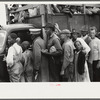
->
xmin=40 ymin=4 xmax=49 ymax=82
xmin=5 ymin=4 xmax=9 ymax=24
xmin=83 ymin=4 xmax=85 ymax=14
xmin=40 ymin=4 xmax=47 ymax=42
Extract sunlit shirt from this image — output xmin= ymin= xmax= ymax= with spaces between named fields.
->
xmin=89 ymin=37 xmax=100 ymax=63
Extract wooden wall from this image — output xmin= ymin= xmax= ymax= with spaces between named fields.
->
xmin=25 ymin=15 xmax=42 ymax=28
xmin=47 ymin=13 xmax=100 ymax=32
xmin=26 ymin=13 xmax=100 ymax=32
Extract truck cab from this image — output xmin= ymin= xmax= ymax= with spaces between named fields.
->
xmin=0 ymin=23 xmax=35 ymax=82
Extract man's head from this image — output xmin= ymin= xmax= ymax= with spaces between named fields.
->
xmin=71 ymin=32 xmax=78 ymax=41
xmin=29 ymin=28 xmax=41 ymax=40
xmin=81 ymin=25 xmax=88 ymax=37
xmin=60 ymin=29 xmax=71 ymax=41
xmin=21 ymin=41 xmax=30 ymax=51
xmin=89 ymin=26 xmax=97 ymax=39
xmin=45 ymin=23 xmax=55 ymax=37
xmin=8 ymin=33 xmax=17 ymax=46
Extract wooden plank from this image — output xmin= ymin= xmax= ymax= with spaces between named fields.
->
xmin=17 ymin=4 xmax=38 ymax=12
xmin=85 ymin=15 xmax=100 ymax=31
xmin=69 ymin=14 xmax=84 ymax=32
xmin=10 ymin=4 xmax=39 ymax=13
xmin=85 ymin=4 xmax=100 ymax=7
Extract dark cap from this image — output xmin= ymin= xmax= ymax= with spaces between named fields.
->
xmin=44 ymin=23 xmax=55 ymax=29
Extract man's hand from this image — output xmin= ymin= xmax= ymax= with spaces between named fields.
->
xmin=3 ymin=56 xmax=6 ymax=61
xmin=97 ymin=61 xmax=100 ymax=69
xmin=82 ymin=49 xmax=86 ymax=55
xmin=41 ymin=49 xmax=48 ymax=53
xmin=60 ymin=70 xmax=64 ymax=75
xmin=33 ymin=69 xmax=39 ymax=80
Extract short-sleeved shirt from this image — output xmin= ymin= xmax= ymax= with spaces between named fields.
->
xmin=47 ymin=33 xmax=62 ymax=52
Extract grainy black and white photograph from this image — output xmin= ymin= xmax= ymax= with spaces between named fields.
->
xmin=0 ymin=2 xmax=100 ymax=83
xmin=1 ymin=1 xmax=100 ymax=99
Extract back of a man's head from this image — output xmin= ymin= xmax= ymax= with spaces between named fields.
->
xmin=45 ymin=23 xmax=55 ymax=32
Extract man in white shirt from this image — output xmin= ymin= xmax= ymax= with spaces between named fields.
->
xmin=6 ymin=33 xmax=24 ymax=82
xmin=89 ymin=26 xmax=100 ymax=81
xmin=81 ymin=25 xmax=91 ymax=45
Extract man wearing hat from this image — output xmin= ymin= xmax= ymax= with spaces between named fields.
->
xmin=29 ymin=28 xmax=49 ymax=82
xmin=42 ymin=23 xmax=62 ymax=82
xmin=81 ymin=25 xmax=91 ymax=45
xmin=60 ymin=29 xmax=75 ymax=82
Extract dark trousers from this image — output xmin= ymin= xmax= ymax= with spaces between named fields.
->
xmin=61 ymin=63 xmax=74 ymax=82
xmin=87 ymin=62 xmax=93 ymax=82
xmin=93 ymin=60 xmax=100 ymax=82
xmin=49 ymin=56 xmax=61 ymax=82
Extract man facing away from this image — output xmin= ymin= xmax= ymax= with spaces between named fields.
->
xmin=88 ymin=26 xmax=100 ymax=82
xmin=60 ymin=29 xmax=75 ymax=82
xmin=30 ymin=29 xmax=49 ymax=82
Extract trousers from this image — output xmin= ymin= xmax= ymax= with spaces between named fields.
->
xmin=8 ymin=61 xmax=24 ymax=82
xmin=92 ymin=60 xmax=100 ymax=82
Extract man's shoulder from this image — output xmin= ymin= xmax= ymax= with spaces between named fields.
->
xmin=77 ymin=37 xmax=84 ymax=41
xmin=95 ymin=37 xmax=100 ymax=41
xmin=52 ymin=34 xmax=59 ymax=40
xmin=8 ymin=46 xmax=14 ymax=51
xmin=35 ymin=37 xmax=44 ymax=43
xmin=34 ymin=37 xmax=45 ymax=47
xmin=64 ymin=41 xmax=72 ymax=47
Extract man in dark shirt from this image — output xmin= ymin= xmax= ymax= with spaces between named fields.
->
xmin=42 ymin=23 xmax=62 ymax=82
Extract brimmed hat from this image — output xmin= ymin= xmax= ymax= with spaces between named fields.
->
xmin=29 ymin=29 xmax=41 ymax=35
xmin=60 ymin=29 xmax=71 ymax=34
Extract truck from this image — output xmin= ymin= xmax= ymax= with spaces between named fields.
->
xmin=0 ymin=23 xmax=35 ymax=81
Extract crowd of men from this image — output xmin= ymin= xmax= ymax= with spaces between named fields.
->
xmin=5 ymin=23 xmax=100 ymax=82
xmin=8 ymin=4 xmax=100 ymax=24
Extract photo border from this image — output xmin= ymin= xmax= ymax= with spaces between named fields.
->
xmin=0 ymin=0 xmax=100 ymax=99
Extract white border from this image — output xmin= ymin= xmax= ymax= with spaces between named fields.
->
xmin=0 ymin=1 xmax=100 ymax=99
xmin=1 ymin=1 xmax=100 ymax=4
xmin=0 ymin=83 xmax=100 ymax=98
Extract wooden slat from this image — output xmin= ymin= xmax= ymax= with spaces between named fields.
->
xmin=10 ymin=4 xmax=39 ymax=13
xmin=16 ymin=4 xmax=38 ymax=11
xmin=85 ymin=4 xmax=100 ymax=7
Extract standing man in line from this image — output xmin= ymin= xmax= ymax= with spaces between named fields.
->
xmin=42 ymin=23 xmax=62 ymax=82
xmin=88 ymin=26 xmax=100 ymax=82
xmin=21 ymin=41 xmax=34 ymax=82
xmin=60 ymin=29 xmax=75 ymax=82
xmin=30 ymin=29 xmax=49 ymax=82
xmin=6 ymin=33 xmax=24 ymax=82
xmin=81 ymin=25 xmax=91 ymax=45
xmin=80 ymin=25 xmax=92 ymax=81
